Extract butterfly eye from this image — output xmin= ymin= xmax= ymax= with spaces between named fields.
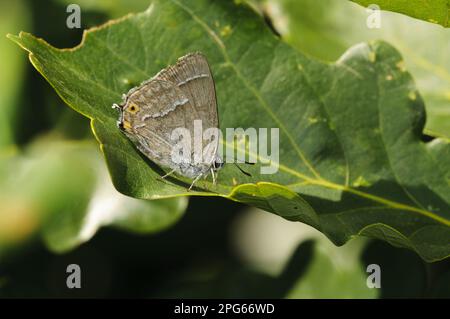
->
xmin=128 ymin=103 xmax=139 ymax=114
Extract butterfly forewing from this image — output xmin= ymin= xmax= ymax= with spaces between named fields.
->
xmin=119 ymin=53 xmax=219 ymax=179
xmin=154 ymin=53 xmax=219 ymax=131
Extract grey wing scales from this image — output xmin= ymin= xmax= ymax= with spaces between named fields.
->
xmin=128 ymin=79 xmax=189 ymax=120
xmin=155 ymin=53 xmax=220 ymax=167
xmin=153 ymin=53 xmax=219 ymax=130
xmin=124 ymin=53 xmax=220 ymax=177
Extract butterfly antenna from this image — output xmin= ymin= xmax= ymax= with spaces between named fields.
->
xmin=221 ymin=156 xmax=254 ymax=176
xmin=233 ymin=163 xmax=252 ymax=177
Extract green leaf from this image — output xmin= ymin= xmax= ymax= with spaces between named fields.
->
xmin=153 ymin=239 xmax=377 ymax=298
xmin=0 ymin=139 xmax=187 ymax=254
xmin=232 ymin=208 xmax=378 ymax=298
xmin=351 ymin=0 xmax=450 ymax=28
xmin=0 ymin=0 xmax=30 ymax=147
xmin=8 ymin=0 xmax=450 ymax=261
xmin=287 ymin=239 xmax=376 ymax=298
xmin=262 ymin=0 xmax=450 ymax=138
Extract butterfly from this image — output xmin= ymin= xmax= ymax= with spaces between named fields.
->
xmin=113 ymin=53 xmax=223 ymax=191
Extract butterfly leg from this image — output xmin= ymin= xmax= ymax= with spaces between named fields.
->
xmin=188 ymin=173 xmax=203 ymax=192
xmin=161 ymin=169 xmax=176 ymax=179
xmin=210 ymin=167 xmax=216 ymax=185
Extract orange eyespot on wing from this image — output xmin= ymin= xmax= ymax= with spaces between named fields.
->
xmin=122 ymin=120 xmax=132 ymax=130
xmin=127 ymin=102 xmax=139 ymax=114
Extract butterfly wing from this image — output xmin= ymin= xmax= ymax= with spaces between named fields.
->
xmin=154 ymin=53 xmax=220 ymax=168
xmin=121 ymin=53 xmax=219 ymax=178
xmin=154 ymin=53 xmax=219 ymax=131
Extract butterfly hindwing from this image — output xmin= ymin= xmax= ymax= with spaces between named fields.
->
xmin=118 ymin=53 xmax=220 ymax=179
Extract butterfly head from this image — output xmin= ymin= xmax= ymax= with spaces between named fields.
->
xmin=113 ymin=99 xmax=141 ymax=132
xmin=212 ymin=155 xmax=224 ymax=171
xmin=112 ymin=103 xmax=124 ymax=129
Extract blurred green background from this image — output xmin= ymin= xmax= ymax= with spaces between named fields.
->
xmin=0 ymin=0 xmax=449 ymax=298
